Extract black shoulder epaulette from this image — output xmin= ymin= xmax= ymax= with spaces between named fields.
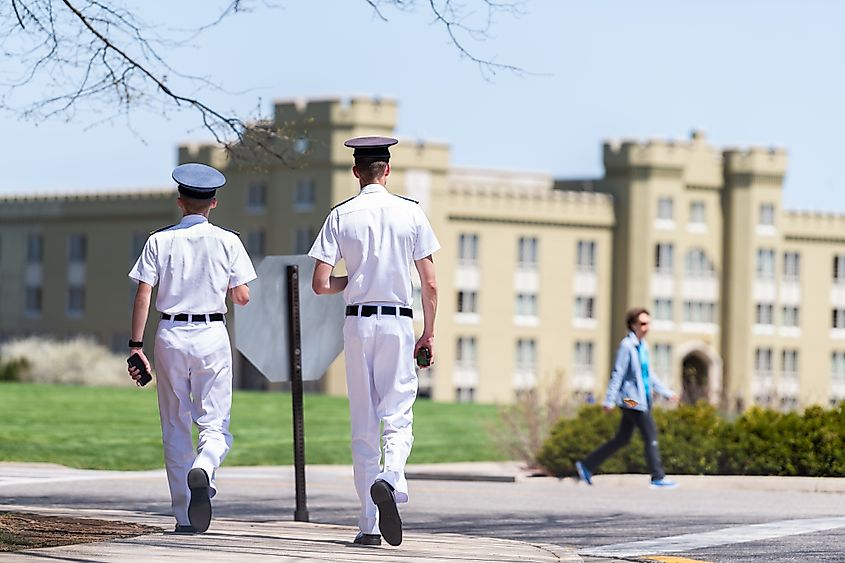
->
xmin=218 ymin=225 xmax=241 ymax=237
xmin=393 ymin=194 xmax=419 ymax=204
xmin=149 ymin=224 xmax=176 ymax=235
xmin=331 ymin=195 xmax=358 ymax=210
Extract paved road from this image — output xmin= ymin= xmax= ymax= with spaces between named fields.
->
xmin=2 ymin=462 xmax=845 ymax=562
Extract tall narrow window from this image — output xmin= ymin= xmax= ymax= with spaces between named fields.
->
xmin=783 ymin=252 xmax=800 ymax=282
xmin=247 ymin=182 xmax=267 ymax=212
xmin=759 ymin=203 xmax=775 ymax=227
xmin=294 ymin=178 xmax=316 ymax=211
xmin=67 ymin=285 xmax=85 ymax=315
xmin=755 ymin=303 xmax=774 ymax=325
xmin=456 ymin=336 xmax=477 ymax=367
xmin=458 ymin=233 xmax=479 ymax=265
xmin=517 ymin=236 xmax=538 ymax=268
xmin=655 ymin=243 xmax=674 ymax=273
xmin=26 ymin=234 xmax=44 ymax=263
xmin=689 ymin=201 xmax=706 ymax=225
xmin=653 ymin=298 xmax=673 ymax=321
xmin=294 ymin=227 xmax=314 ymax=254
xmin=833 ymin=255 xmax=845 ymax=284
xmin=574 ymin=341 xmax=594 ymax=373
xmin=69 ymin=234 xmax=86 ymax=263
xmin=576 ymin=240 xmax=596 ymax=272
xmin=247 ymin=229 xmax=267 ymax=258
xmin=515 ymin=338 xmax=537 ymax=369
xmin=756 ymin=248 xmax=775 ymax=279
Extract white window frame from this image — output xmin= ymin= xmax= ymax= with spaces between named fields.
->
xmin=458 ymin=233 xmax=479 ymax=265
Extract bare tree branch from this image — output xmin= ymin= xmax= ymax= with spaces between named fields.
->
xmin=0 ymin=0 xmax=526 ymax=164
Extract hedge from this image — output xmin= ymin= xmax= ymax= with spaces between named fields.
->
xmin=536 ymin=402 xmax=845 ymax=478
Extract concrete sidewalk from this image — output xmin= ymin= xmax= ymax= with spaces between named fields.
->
xmin=1 ymin=505 xmax=580 ymax=562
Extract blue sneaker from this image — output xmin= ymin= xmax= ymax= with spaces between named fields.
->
xmin=575 ymin=461 xmax=593 ymax=485
xmin=649 ymin=478 xmax=678 ymax=489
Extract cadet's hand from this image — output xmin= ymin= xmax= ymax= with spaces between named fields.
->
xmin=414 ymin=334 xmax=435 ymax=369
xmin=128 ymin=349 xmax=152 ymax=383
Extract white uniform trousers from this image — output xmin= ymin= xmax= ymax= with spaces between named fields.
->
xmin=343 ymin=311 xmax=418 ymax=535
xmin=154 ymin=320 xmax=234 ymax=526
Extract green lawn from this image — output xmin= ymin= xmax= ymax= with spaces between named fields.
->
xmin=0 ymin=382 xmax=508 ymax=470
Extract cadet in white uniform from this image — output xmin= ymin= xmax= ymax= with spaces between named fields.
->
xmin=309 ymin=136 xmax=440 ymax=547
xmin=127 ymin=163 xmax=257 ymax=534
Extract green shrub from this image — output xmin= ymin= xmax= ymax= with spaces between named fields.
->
xmin=537 ymin=402 xmax=845 ymax=478
xmin=0 ymin=356 xmax=30 ymax=382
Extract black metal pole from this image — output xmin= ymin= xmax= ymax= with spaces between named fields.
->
xmin=287 ymin=264 xmax=309 ymax=522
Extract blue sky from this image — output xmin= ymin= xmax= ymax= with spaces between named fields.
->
xmin=1 ymin=0 xmax=842 ymax=212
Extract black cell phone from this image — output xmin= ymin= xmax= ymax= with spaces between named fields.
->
xmin=416 ymin=347 xmax=431 ymax=368
xmin=127 ymin=352 xmax=152 ymax=387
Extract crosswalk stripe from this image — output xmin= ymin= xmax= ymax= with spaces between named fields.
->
xmin=579 ymin=517 xmax=845 ymax=557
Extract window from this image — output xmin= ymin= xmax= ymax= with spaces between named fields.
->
xmin=574 ymin=341 xmax=594 ymax=372
xmin=782 ymin=306 xmax=800 ymax=328
xmin=653 ymin=298 xmax=673 ymax=321
xmin=832 ymin=352 xmax=845 ymax=383
xmin=759 ymin=203 xmax=775 ymax=227
xmin=755 ymin=303 xmax=774 ymax=325
xmin=26 ymin=234 xmax=43 ymax=263
xmin=654 ymin=243 xmax=674 ymax=273
xmin=457 ymin=290 xmax=478 ymax=314
xmin=247 ymin=229 xmax=267 ymax=258
xmin=754 ymin=348 xmax=773 ymax=376
xmin=294 ymin=227 xmax=313 ymax=254
xmin=24 ymin=286 xmax=42 ymax=316
xmin=247 ymin=182 xmax=267 ymax=212
xmin=756 ymin=249 xmax=775 ymax=279
xmin=657 ymin=197 xmax=674 ymax=220
xmin=782 ymin=350 xmax=799 ymax=378
xmin=834 ymin=255 xmax=845 ymax=284
xmin=69 ymin=234 xmax=86 ymax=263
xmin=67 ymin=284 xmax=85 ymax=315
xmin=833 ymin=308 xmax=845 ymax=329
xmin=517 ymin=236 xmax=538 ymax=268
xmin=456 ymin=336 xmax=477 ymax=367
xmin=689 ymin=201 xmax=706 ymax=224
xmin=515 ymin=293 xmax=538 ymax=317
xmin=294 ymin=178 xmax=316 ymax=210
xmin=455 ymin=387 xmax=475 ymax=403
xmin=576 ymin=240 xmax=596 ymax=272
xmin=683 ymin=301 xmax=717 ymax=323
xmin=783 ymin=252 xmax=800 ymax=282
xmin=653 ymin=343 xmax=672 ymax=376
xmin=684 ymin=248 xmax=715 ymax=278
xmin=574 ymin=296 xmax=595 ymax=320
xmin=458 ymin=233 xmax=479 ymax=265
xmin=516 ymin=338 xmax=537 ymax=369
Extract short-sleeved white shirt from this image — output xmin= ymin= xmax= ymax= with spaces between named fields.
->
xmin=308 ymin=183 xmax=440 ymax=307
xmin=129 ymin=214 xmax=257 ymax=315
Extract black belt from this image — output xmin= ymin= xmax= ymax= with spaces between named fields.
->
xmin=345 ymin=305 xmax=413 ymax=318
xmin=161 ymin=313 xmax=225 ymax=322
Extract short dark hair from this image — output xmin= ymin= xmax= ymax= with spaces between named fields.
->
xmin=354 ymin=159 xmax=388 ymax=184
xmin=626 ymin=307 xmax=650 ymax=330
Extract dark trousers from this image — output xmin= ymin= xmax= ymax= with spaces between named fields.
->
xmin=582 ymin=408 xmax=666 ymax=481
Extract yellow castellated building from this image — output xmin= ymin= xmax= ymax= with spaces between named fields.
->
xmin=2 ymin=95 xmax=845 ymax=412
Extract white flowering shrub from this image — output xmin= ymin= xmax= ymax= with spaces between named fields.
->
xmin=0 ymin=336 xmax=132 ymax=387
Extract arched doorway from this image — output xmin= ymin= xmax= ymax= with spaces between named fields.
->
xmin=681 ymin=353 xmax=709 ymax=405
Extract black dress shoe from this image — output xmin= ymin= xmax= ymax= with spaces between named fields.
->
xmin=174 ymin=524 xmax=198 ymax=533
xmin=187 ymin=468 xmax=212 ymax=533
xmin=370 ymin=479 xmax=402 ymax=546
xmin=353 ymin=532 xmax=381 ymax=546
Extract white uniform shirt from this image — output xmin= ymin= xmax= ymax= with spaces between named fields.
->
xmin=129 ymin=214 xmax=257 ymax=315
xmin=308 ymin=184 xmax=440 ymax=307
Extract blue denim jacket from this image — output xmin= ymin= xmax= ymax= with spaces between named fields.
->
xmin=602 ymin=332 xmax=673 ymax=412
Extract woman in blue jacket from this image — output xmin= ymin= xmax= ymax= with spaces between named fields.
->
xmin=575 ymin=307 xmax=679 ymax=488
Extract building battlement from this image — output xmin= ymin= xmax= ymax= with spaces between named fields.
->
xmin=723 ymin=147 xmax=788 ymax=177
xmin=273 ymin=95 xmax=398 ymax=130
xmin=0 ymin=187 xmax=172 ymax=204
